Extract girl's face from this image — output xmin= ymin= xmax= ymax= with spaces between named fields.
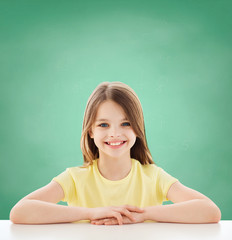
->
xmin=89 ymin=100 xmax=137 ymax=160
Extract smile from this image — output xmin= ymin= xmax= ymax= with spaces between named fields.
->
xmin=104 ymin=141 xmax=126 ymax=148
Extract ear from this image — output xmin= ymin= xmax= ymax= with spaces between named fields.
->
xmin=89 ymin=129 xmax=94 ymax=139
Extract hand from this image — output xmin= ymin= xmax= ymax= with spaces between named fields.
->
xmin=91 ymin=211 xmax=145 ymax=225
xmin=88 ymin=205 xmax=145 ymax=225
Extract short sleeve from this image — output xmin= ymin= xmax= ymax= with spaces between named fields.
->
xmin=158 ymin=167 xmax=178 ymax=201
xmin=52 ymin=168 xmax=76 ymax=203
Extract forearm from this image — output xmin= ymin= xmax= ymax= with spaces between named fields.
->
xmin=144 ymin=199 xmax=221 ymax=224
xmin=10 ymin=199 xmax=89 ymax=224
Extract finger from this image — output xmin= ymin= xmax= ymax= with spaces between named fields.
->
xmin=91 ymin=218 xmax=108 ymax=224
xmin=94 ymin=219 xmax=106 ymax=225
xmin=126 ymin=205 xmax=145 ymax=212
xmin=117 ymin=208 xmax=136 ymax=222
xmin=91 ymin=217 xmax=115 ymax=225
xmin=105 ymin=216 xmax=133 ymax=225
xmin=105 ymin=219 xmax=117 ymax=225
xmin=124 ymin=205 xmax=145 ymax=213
xmin=91 ymin=220 xmax=98 ymax=224
xmin=112 ymin=212 xmax=123 ymax=225
xmin=100 ymin=218 xmax=113 ymax=225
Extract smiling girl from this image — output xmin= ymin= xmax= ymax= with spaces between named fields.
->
xmin=10 ymin=82 xmax=221 ymax=225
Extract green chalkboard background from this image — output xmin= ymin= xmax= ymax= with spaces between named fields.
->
xmin=1 ymin=0 xmax=231 ymax=220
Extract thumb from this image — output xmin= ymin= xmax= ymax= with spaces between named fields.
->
xmin=125 ymin=205 xmax=145 ymax=213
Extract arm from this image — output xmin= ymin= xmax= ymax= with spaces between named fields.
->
xmin=91 ymin=181 xmax=221 ymax=225
xmin=10 ymin=181 xmax=142 ymax=224
xmin=144 ymin=181 xmax=221 ymax=223
xmin=10 ymin=181 xmax=89 ymax=224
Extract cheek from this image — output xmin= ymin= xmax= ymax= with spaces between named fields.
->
xmin=127 ymin=130 xmax=137 ymax=142
xmin=93 ymin=130 xmax=106 ymax=141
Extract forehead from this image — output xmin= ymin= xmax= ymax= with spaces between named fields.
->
xmin=95 ymin=100 xmax=127 ymax=119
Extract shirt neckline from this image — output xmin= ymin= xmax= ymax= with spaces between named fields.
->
xmin=93 ymin=158 xmax=135 ymax=184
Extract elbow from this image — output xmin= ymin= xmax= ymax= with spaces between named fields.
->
xmin=212 ymin=206 xmax=221 ymax=223
xmin=199 ymin=200 xmax=221 ymax=223
xmin=10 ymin=207 xmax=19 ymax=224
xmin=10 ymin=204 xmax=26 ymax=224
xmin=10 ymin=207 xmax=22 ymax=224
xmin=208 ymin=203 xmax=221 ymax=223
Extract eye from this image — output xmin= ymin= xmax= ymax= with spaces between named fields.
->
xmin=99 ymin=123 xmax=108 ymax=127
xmin=122 ymin=122 xmax=131 ymax=126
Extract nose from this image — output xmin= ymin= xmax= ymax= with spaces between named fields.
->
xmin=109 ymin=125 xmax=121 ymax=137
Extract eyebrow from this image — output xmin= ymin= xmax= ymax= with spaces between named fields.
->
xmin=96 ymin=118 xmax=128 ymax=122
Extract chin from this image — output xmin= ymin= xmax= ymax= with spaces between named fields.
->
xmin=102 ymin=150 xmax=131 ymax=159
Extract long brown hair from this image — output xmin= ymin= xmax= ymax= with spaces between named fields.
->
xmin=80 ymin=82 xmax=154 ymax=166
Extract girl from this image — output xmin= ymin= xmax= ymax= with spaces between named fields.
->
xmin=10 ymin=82 xmax=221 ymax=225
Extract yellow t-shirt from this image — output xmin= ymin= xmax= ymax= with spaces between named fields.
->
xmin=53 ymin=158 xmax=178 ymax=209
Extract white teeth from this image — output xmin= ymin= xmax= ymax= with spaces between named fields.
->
xmin=107 ymin=141 xmax=124 ymax=146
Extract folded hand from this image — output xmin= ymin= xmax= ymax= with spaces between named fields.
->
xmin=90 ymin=205 xmax=145 ymax=225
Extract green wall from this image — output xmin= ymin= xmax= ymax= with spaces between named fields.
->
xmin=1 ymin=0 xmax=231 ymax=220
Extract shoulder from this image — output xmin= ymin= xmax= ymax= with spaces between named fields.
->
xmin=133 ymin=158 xmax=160 ymax=171
xmin=133 ymin=159 xmax=176 ymax=180
xmin=133 ymin=159 xmax=162 ymax=178
xmin=66 ymin=164 xmax=93 ymax=177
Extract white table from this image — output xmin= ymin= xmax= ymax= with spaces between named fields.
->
xmin=1 ymin=220 xmax=231 ymax=240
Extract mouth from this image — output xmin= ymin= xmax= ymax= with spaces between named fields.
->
xmin=104 ymin=141 xmax=127 ymax=148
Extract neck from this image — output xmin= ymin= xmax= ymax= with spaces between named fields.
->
xmin=97 ymin=154 xmax=132 ymax=181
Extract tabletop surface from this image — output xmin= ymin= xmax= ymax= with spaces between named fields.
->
xmin=1 ymin=220 xmax=231 ymax=240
